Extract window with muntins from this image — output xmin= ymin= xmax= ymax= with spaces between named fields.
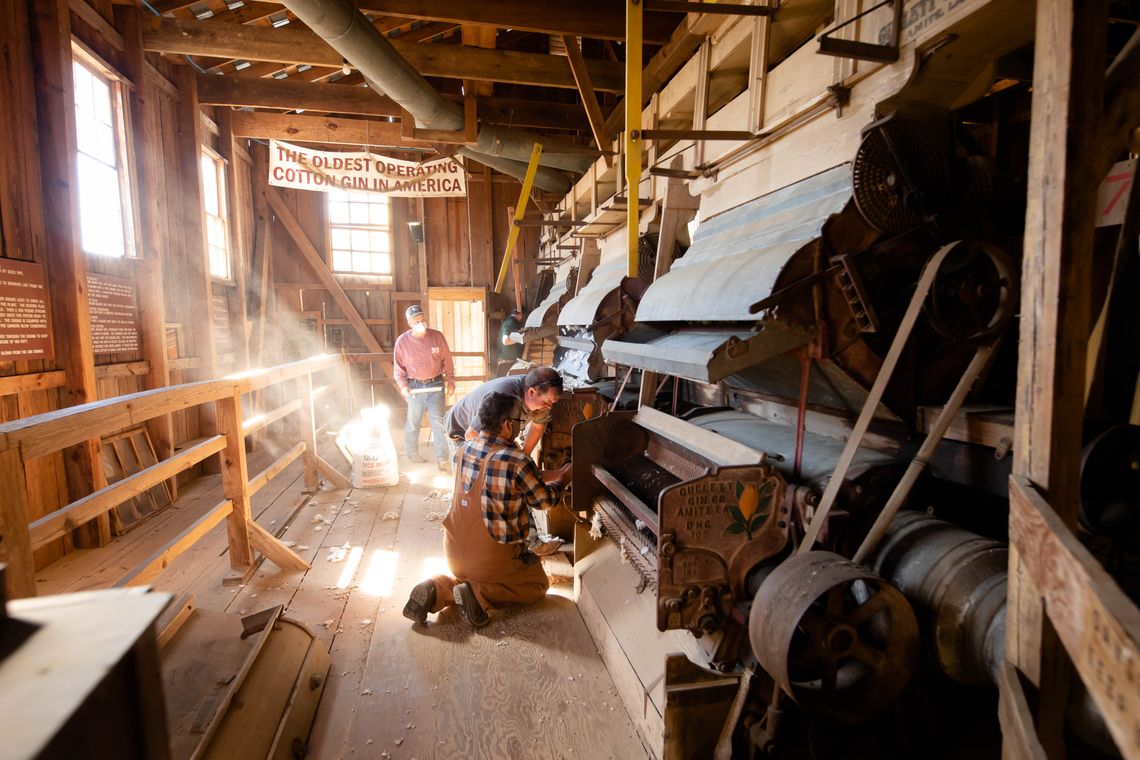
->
xmin=200 ymin=151 xmax=231 ymax=280
xmin=326 ymin=190 xmax=392 ymax=276
xmin=72 ymin=52 xmax=136 ymax=258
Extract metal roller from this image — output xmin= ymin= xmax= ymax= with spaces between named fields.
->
xmin=868 ymin=512 xmax=1007 ymax=685
xmin=592 ymin=495 xmax=658 ymax=593
xmin=749 ymin=551 xmax=918 ymax=725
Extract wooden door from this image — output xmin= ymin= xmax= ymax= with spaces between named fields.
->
xmin=427 ymin=287 xmax=488 ymax=405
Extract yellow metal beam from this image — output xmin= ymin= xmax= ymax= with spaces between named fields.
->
xmin=626 ymin=0 xmax=643 ymax=278
xmin=494 ymin=142 xmax=544 ymax=295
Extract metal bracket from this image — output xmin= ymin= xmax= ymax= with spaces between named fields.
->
xmin=399 ymin=97 xmax=478 ymax=145
xmin=817 ymin=0 xmax=903 ymax=64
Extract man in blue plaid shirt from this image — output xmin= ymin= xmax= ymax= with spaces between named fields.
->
xmin=403 ymin=392 xmax=572 ymax=628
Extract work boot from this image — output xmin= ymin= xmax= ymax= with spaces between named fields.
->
xmin=452 ymin=582 xmax=490 ymax=628
xmin=402 ymin=580 xmax=436 ymax=625
xmin=437 ymin=459 xmax=452 ymax=473
xmin=406 ymin=452 xmax=427 ymax=464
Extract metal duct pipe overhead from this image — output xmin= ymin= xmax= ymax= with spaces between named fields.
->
xmin=278 ymin=0 xmax=591 ymax=191
xmin=454 ymin=149 xmax=574 ymax=195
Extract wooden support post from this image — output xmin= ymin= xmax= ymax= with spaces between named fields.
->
xmin=118 ymin=5 xmax=177 ymax=498
xmin=1007 ymin=0 xmax=1107 ymax=756
xmin=300 ymin=372 xmax=319 ymax=492
xmin=30 ymin=0 xmax=109 ymax=548
xmin=638 ymin=172 xmax=698 ymax=408
xmin=214 ymin=391 xmax=254 ymax=571
xmin=174 ymin=66 xmax=219 ymax=446
xmin=0 ymin=449 xmax=37 ymax=599
xmin=577 ymin=239 xmax=601 ymax=297
xmin=692 ymin=38 xmax=711 ymax=167
xmin=216 ymin=108 xmax=251 ymax=370
xmin=748 ymin=13 xmax=771 ymax=134
xmin=625 ymin=0 xmax=643 ymax=278
xmin=562 ymin=34 xmax=610 ymax=151
xmin=250 ymin=143 xmax=273 ymax=366
xmin=494 ymin=143 xmax=543 ymax=294
xmin=248 ymin=520 xmax=309 ymax=572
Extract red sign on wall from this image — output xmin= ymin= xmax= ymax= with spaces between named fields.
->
xmin=0 ymin=258 xmax=53 ymax=360
xmin=1097 ymin=159 xmax=1136 ymax=228
xmin=87 ymin=272 xmax=140 ymax=354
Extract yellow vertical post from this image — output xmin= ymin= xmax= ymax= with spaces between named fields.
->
xmin=626 ymin=0 xmax=643 ymax=278
xmin=493 ymin=142 xmax=544 ymax=294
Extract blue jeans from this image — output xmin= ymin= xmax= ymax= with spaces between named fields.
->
xmin=405 ymin=389 xmax=447 ymax=461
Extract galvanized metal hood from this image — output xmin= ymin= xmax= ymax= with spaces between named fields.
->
xmin=635 ymin=164 xmax=852 ymax=322
xmin=687 ymin=410 xmax=897 ymax=488
xmin=602 ymin=164 xmax=852 ymax=384
xmin=557 ymin=257 xmax=629 ymax=327
xmin=523 ymin=276 xmax=571 ymax=335
xmin=602 ymin=326 xmax=808 ymax=385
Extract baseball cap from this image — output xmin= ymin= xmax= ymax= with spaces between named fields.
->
xmin=405 ymin=304 xmax=424 ymax=321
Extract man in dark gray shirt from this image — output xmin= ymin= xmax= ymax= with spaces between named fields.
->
xmin=444 ymin=366 xmax=563 ymax=456
xmin=444 ymin=366 xmax=567 ymax=556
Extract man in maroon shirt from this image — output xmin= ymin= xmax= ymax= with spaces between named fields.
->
xmin=394 ymin=305 xmax=455 ymax=470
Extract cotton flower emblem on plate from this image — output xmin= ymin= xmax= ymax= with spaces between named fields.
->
xmin=727 ymin=479 xmax=775 ymax=540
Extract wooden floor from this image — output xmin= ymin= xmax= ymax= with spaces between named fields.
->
xmin=35 ymin=439 xmax=648 ymax=760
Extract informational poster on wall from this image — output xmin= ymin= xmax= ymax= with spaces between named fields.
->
xmin=87 ymin=272 xmax=140 ymax=353
xmin=268 ymin=140 xmax=466 ymax=197
xmin=0 ymin=258 xmax=52 ymax=360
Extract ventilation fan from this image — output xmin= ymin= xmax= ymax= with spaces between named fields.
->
xmin=852 ymin=117 xmax=949 ymax=234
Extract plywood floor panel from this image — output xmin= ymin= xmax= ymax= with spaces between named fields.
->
xmin=33 ymin=432 xmax=649 ymax=760
xmin=323 ymin=466 xmax=649 ymax=760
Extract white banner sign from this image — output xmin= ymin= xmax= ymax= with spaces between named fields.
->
xmin=268 ymin=140 xmax=466 ymax=197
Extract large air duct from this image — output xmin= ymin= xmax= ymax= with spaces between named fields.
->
xmin=278 ymin=0 xmax=591 ymax=192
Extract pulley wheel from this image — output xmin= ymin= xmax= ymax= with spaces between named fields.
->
xmin=924 ymin=239 xmax=1018 ymax=342
xmin=1080 ymin=424 xmax=1140 ymax=540
xmin=749 ymin=551 xmax=918 ymax=725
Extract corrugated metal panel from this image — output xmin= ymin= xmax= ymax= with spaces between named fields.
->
xmin=687 ymin=410 xmax=897 ymax=487
xmin=601 ymin=325 xmax=810 ymax=384
xmin=557 ymin=256 xmax=628 ymax=327
xmin=636 ymin=164 xmax=851 ymax=322
xmin=523 ymin=277 xmax=570 ymax=331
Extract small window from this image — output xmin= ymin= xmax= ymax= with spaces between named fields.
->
xmin=72 ymin=50 xmax=136 ymax=258
xmin=326 ymin=190 xmax=392 ymax=276
xmin=199 ymin=151 xmax=231 ymax=280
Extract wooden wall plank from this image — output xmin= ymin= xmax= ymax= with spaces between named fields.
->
xmin=118 ymin=5 xmax=176 ymax=487
xmin=265 ymin=187 xmax=386 ymax=358
xmin=30 ymin=0 xmax=110 ymax=548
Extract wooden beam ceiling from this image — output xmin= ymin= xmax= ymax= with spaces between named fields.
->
xmin=196 ymin=74 xmax=402 ymax=116
xmin=142 ymin=16 xmax=624 ymax=91
xmin=251 ymin=0 xmax=677 ymax=43
xmin=192 ymin=1 xmax=281 ymax=25
xmin=196 ymin=75 xmax=592 ymax=131
xmin=561 ymin=34 xmax=609 ymax=149
xmin=229 ymin=110 xmax=437 ymax=148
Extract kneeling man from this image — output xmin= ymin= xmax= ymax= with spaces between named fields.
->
xmin=403 ymin=392 xmax=571 ymax=628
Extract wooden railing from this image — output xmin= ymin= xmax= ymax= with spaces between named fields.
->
xmin=998 ymin=476 xmax=1140 ymax=760
xmin=0 ymin=354 xmax=353 ymax=600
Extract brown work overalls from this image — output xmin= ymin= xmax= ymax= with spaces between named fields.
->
xmin=428 ymin=446 xmax=550 ymax=613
